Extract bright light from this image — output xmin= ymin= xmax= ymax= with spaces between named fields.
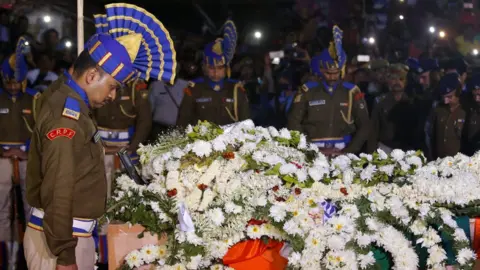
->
xmin=24 ymin=41 xmax=29 ymax=46
xmin=254 ymin=31 xmax=262 ymax=39
xmin=399 ymin=0 xmax=404 ymax=2
xmin=474 ymin=49 xmax=479 ymax=55
xmin=439 ymin=31 xmax=446 ymax=38
xmin=272 ymin=57 xmax=280 ymax=65
xmin=399 ymin=15 xmax=404 ymax=20
xmin=429 ymin=26 xmax=436 ymax=33
xmin=65 ymin=41 xmax=72 ymax=48
xmin=43 ymin=15 xmax=51 ymax=23
xmin=368 ymin=37 xmax=375 ymax=44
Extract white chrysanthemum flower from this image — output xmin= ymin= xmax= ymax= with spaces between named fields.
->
xmin=360 ymin=164 xmax=377 ymax=181
xmin=358 ymin=251 xmax=376 ymax=269
xmin=391 ymin=149 xmax=405 ymax=161
xmin=298 ymin=135 xmax=307 ymax=149
xmin=185 ymin=125 xmax=194 ymax=134
xmin=224 ymin=201 xmax=242 ymax=214
xmin=186 ymin=254 xmax=203 ymax=269
xmin=210 ymin=264 xmax=224 ymax=270
xmin=211 ymin=137 xmax=227 ymax=152
xmin=279 ymin=128 xmax=291 ymax=139
xmin=308 ymin=167 xmax=327 ymax=181
xmin=125 ymin=250 xmax=144 ymax=268
xmin=406 ymin=155 xmax=423 ymax=167
xmin=268 ymin=126 xmax=280 ymax=137
xmin=192 ymin=140 xmax=213 ymax=157
xmin=247 ymin=225 xmax=264 ymax=239
xmin=331 ymin=155 xmax=351 ymax=171
xmin=166 ymin=160 xmax=180 ymax=172
xmin=410 ymin=220 xmax=427 ymax=236
xmin=279 ymin=163 xmax=297 ymax=175
xmin=151 ymin=156 xmax=165 ymax=174
xmin=295 ymin=169 xmax=308 ymax=183
xmin=239 ymin=142 xmax=257 ymax=155
xmin=283 ymin=219 xmax=302 ymax=236
xmin=457 ymin=248 xmax=476 ymax=265
xmin=356 ymin=233 xmax=373 ymax=247
xmin=377 ymin=149 xmax=388 ymax=160
xmin=270 ymin=203 xmax=287 ymax=222
xmin=417 ymin=228 xmax=441 ymax=248
xmin=207 ymin=208 xmax=225 ymax=226
xmin=453 ymin=228 xmax=469 ymax=242
xmin=288 ymin=252 xmax=302 ymax=267
xmin=359 ymin=153 xmax=373 ymax=161
xmin=171 ymin=147 xmax=184 ymax=159
xmin=327 ymin=235 xmax=346 ymax=250
xmin=254 ymin=195 xmax=267 ymax=206
xmin=379 ymin=164 xmax=394 ymax=176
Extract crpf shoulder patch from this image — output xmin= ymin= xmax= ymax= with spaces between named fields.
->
xmin=62 ymin=97 xmax=81 ymax=120
xmin=46 ymin=128 xmax=76 ymax=140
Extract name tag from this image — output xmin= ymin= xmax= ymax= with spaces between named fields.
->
xmin=121 ymin=96 xmax=130 ymax=100
xmin=457 ymin=119 xmax=465 ymax=123
xmin=196 ymin=97 xmax=212 ymax=103
xmin=22 ymin=109 xmax=31 ymax=114
xmin=309 ymin=100 xmax=325 ymax=106
xmin=340 ymin=102 xmax=348 ymax=107
xmin=224 ymin=98 xmax=234 ymax=103
xmin=0 ymin=108 xmax=8 ymax=114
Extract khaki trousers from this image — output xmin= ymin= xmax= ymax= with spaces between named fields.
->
xmin=0 ymin=158 xmax=29 ymax=242
xmin=23 ymin=227 xmax=95 ymax=270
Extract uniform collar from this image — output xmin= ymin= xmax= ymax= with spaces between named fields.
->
xmin=208 ymin=79 xmax=224 ymax=91
xmin=322 ymin=81 xmax=339 ymax=95
xmin=63 ymin=71 xmax=90 ymax=108
xmin=0 ymin=88 xmax=23 ymax=102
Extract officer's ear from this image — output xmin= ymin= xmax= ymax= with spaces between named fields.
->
xmin=85 ymin=67 xmax=105 ymax=85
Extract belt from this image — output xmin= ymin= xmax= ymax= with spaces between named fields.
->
xmin=311 ymin=136 xmax=352 ymax=149
xmin=27 ymin=208 xmax=96 ymax=237
xmin=98 ymin=127 xmax=130 ymax=146
xmin=0 ymin=142 xmax=27 ymax=152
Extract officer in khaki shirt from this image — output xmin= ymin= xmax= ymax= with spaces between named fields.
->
xmin=93 ymin=78 xmax=151 ymax=196
xmin=429 ymin=73 xmax=466 ymax=159
xmin=367 ymin=64 xmax=417 ymax=153
xmin=0 ymin=36 xmax=40 ymax=267
xmin=287 ymin=25 xmax=369 ymax=155
xmin=177 ymin=20 xmax=249 ymax=127
xmin=463 ymin=75 xmax=480 ymax=156
xmin=24 ymin=4 xmax=177 ymax=270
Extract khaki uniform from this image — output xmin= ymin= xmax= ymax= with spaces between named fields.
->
xmin=0 ymin=87 xmax=39 ymax=268
xmin=367 ymin=92 xmax=417 ymax=153
xmin=93 ymin=79 xmax=151 ymax=197
xmin=463 ymin=104 xmax=480 ymax=156
xmin=430 ymin=105 xmax=466 ymax=159
xmin=24 ymin=76 xmax=106 ymax=268
xmin=176 ymin=79 xmax=250 ymax=127
xmin=287 ymin=81 xmax=370 ymax=153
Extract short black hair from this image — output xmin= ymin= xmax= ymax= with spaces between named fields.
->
xmin=72 ymin=50 xmax=104 ymax=77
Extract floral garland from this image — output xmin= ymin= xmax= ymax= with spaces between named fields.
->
xmin=105 ymin=120 xmax=480 ymax=269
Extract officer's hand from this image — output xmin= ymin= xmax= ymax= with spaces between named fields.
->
xmin=56 ymin=264 xmax=78 ymax=270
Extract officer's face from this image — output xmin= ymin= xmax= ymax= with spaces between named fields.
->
xmin=4 ymin=81 xmax=22 ymax=95
xmin=387 ymin=76 xmax=405 ymax=93
xmin=205 ymin=65 xmax=226 ymax=82
xmin=419 ymin=72 xmax=430 ymax=89
xmin=322 ymin=70 xmax=340 ymax=85
xmin=443 ymin=91 xmax=459 ymax=106
xmin=85 ymin=69 xmax=119 ymax=108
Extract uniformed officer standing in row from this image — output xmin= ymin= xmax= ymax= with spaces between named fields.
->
xmin=0 ymin=36 xmax=40 ymax=269
xmin=24 ymin=3 xmax=176 ymax=270
xmin=176 ymin=20 xmax=250 ymax=127
xmin=429 ymin=73 xmax=466 ymax=159
xmin=287 ymin=25 xmax=370 ymax=155
xmin=368 ymin=64 xmax=417 ymax=153
xmin=93 ymin=52 xmax=152 ymax=196
xmin=463 ymin=75 xmax=480 ymax=156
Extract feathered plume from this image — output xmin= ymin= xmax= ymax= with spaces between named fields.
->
xmin=328 ymin=25 xmax=343 ymax=67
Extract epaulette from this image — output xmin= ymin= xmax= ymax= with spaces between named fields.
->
xmin=342 ymin=82 xmax=356 ymax=90
xmin=188 ymin=77 xmax=204 ymax=88
xmin=301 ymin=81 xmax=319 ymax=93
xmin=25 ymin=88 xmax=41 ymax=99
xmin=62 ymin=97 xmax=81 ymax=121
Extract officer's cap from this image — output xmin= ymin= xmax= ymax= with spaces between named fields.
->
xmin=369 ymin=59 xmax=389 ymax=71
xmin=444 ymin=58 xmax=468 ymax=75
xmin=438 ymin=73 xmax=461 ymax=96
xmin=311 ymin=25 xmax=346 ymax=76
xmin=90 ymin=4 xmax=177 ymax=84
xmin=387 ymin=64 xmax=408 ymax=80
xmin=1 ymin=36 xmax=29 ymax=84
xmin=417 ymin=58 xmax=439 ymax=74
xmin=204 ymin=20 xmax=237 ymax=67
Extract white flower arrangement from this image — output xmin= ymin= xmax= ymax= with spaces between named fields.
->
xmin=107 ymin=120 xmax=480 ymax=270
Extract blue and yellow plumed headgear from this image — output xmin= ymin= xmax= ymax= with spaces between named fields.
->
xmin=90 ymin=3 xmax=176 ymax=84
xmin=203 ymin=20 xmax=237 ymax=69
xmin=311 ymin=25 xmax=347 ymax=78
xmin=1 ymin=36 xmax=30 ymax=89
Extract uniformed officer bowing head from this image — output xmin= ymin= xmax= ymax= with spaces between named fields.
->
xmin=468 ymin=75 xmax=480 ymax=103
xmin=439 ymin=73 xmax=462 ymax=105
xmin=310 ymin=25 xmax=347 ymax=85
xmin=203 ymin=20 xmax=237 ymax=82
xmin=73 ymin=4 xmax=177 ymax=108
xmin=387 ymin=64 xmax=408 ymax=93
xmin=1 ymin=36 xmax=32 ymax=95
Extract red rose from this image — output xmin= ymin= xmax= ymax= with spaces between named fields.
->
xmin=294 ymin=188 xmax=302 ymax=195
xmin=340 ymin=187 xmax=348 ymax=196
xmin=167 ymin=189 xmax=177 ymax=197
xmin=198 ymin=184 xmax=208 ymax=191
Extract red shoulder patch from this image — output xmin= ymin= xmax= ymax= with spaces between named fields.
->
xmin=46 ymin=128 xmax=76 ymax=141
xmin=354 ymin=92 xmax=365 ymax=101
xmin=135 ymin=81 xmax=148 ymax=91
xmin=183 ymin=88 xmax=192 ymax=96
